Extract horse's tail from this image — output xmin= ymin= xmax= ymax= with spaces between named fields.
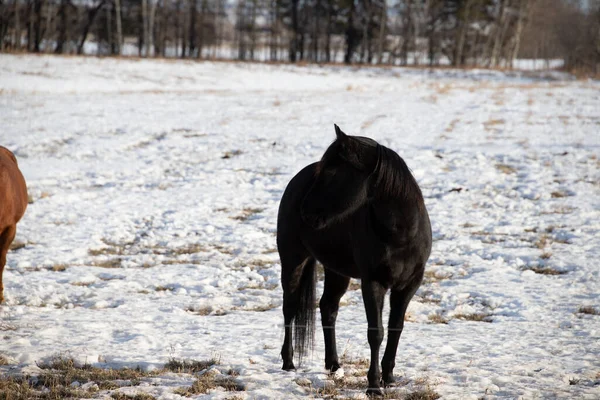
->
xmin=294 ymin=258 xmax=316 ymax=366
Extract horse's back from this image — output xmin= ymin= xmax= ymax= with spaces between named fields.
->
xmin=0 ymin=147 xmax=27 ymax=227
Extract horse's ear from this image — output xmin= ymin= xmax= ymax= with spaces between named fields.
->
xmin=334 ymin=124 xmax=347 ymax=141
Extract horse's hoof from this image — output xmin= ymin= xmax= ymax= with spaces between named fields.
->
xmin=366 ymin=387 xmax=384 ymax=397
xmin=326 ymin=361 xmax=341 ymax=373
xmin=282 ymin=361 xmax=296 ymax=371
xmin=382 ymin=374 xmax=395 ymax=387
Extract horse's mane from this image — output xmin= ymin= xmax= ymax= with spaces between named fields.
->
xmin=371 ymin=144 xmax=424 ymax=208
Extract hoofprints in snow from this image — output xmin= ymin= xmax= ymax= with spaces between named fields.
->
xmin=0 ymin=54 xmax=599 ymax=399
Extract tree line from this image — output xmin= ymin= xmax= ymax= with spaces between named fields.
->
xmin=0 ymin=0 xmax=598 ymax=73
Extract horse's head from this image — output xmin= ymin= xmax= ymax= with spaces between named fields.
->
xmin=301 ymin=125 xmax=379 ymax=229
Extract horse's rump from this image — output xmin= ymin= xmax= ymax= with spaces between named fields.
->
xmin=0 ymin=147 xmax=28 ymax=226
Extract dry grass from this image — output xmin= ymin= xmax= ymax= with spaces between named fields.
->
xmin=185 ymin=305 xmax=213 ymax=316
xmin=0 ymin=375 xmax=95 ymax=400
xmin=231 ymin=207 xmax=264 ymax=222
xmin=111 ymin=392 xmax=156 ymax=400
xmin=9 ymin=240 xmax=28 ymax=251
xmin=175 ymin=375 xmax=244 ymax=396
xmin=246 ymin=303 xmax=278 ymax=312
xmin=0 ymin=355 xmax=169 ymax=399
xmin=163 ymin=358 xmax=218 ymax=374
xmin=540 ymin=206 xmax=576 ymax=215
xmin=92 ymin=258 xmax=122 ymax=268
xmin=453 ymin=312 xmax=493 ymax=323
xmin=405 ymin=387 xmax=441 ymax=400
xmin=540 ymin=252 xmax=552 ymax=260
xmin=495 ymin=163 xmax=517 ymax=174
xmin=483 ymin=118 xmax=505 ymax=131
xmin=0 ymin=322 xmax=18 ymax=331
xmin=534 ymin=234 xmax=550 ymax=249
xmin=213 ymin=244 xmax=235 ymax=255
xmin=71 ymin=281 xmax=94 ymax=287
xmin=577 ymin=306 xmax=599 ymax=316
xmin=445 ymin=118 xmax=460 ymax=132
xmin=551 ymin=190 xmax=569 ymax=198
xmin=234 ymin=257 xmax=273 ymax=271
xmin=423 ymin=270 xmax=453 ymax=284
xmin=49 ymin=264 xmax=68 ymax=272
xmin=428 ymin=313 xmax=448 ymax=324
xmin=222 ymin=150 xmax=243 ymax=159
xmin=526 ymin=266 xmax=567 ymax=276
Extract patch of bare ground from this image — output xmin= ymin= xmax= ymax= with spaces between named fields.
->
xmin=428 ymin=313 xmax=449 ymax=324
xmin=233 ymin=257 xmax=274 ymax=271
xmin=577 ymin=306 xmax=599 ymax=315
xmin=174 ymin=371 xmax=244 ymax=396
xmin=230 ymin=207 xmax=264 ymax=222
xmin=483 ymin=118 xmax=505 ymax=131
xmin=445 ymin=118 xmax=460 ymax=132
xmin=495 ymin=163 xmax=517 ymax=174
xmin=92 ymin=258 xmax=123 ymax=268
xmin=1 ymin=355 xmax=244 ymax=400
xmin=185 ymin=305 xmax=214 ymax=316
xmin=524 ymin=266 xmax=568 ymax=276
xmin=163 ymin=358 xmax=218 ymax=373
xmin=452 ymin=312 xmax=493 ymax=323
xmin=221 ymin=150 xmax=243 ymax=159
xmin=0 ymin=355 xmax=167 ymax=399
xmin=306 ymin=362 xmax=440 ymax=400
xmin=9 ymin=240 xmax=29 ymax=251
xmin=111 ymin=392 xmax=156 ymax=400
xmin=423 ymin=270 xmax=453 ymax=284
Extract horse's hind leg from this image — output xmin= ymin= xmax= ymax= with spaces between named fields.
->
xmin=362 ymin=279 xmax=387 ymax=396
xmin=0 ymin=225 xmax=17 ymax=303
xmin=381 ymin=271 xmax=424 ymax=386
xmin=320 ymin=268 xmax=350 ymax=372
xmin=280 ymin=254 xmax=315 ymax=371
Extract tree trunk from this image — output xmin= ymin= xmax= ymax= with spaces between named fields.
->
xmin=142 ymin=0 xmax=149 ymax=56
xmin=77 ymin=0 xmax=106 ymax=55
xmin=107 ymin=3 xmax=112 ymax=54
xmin=344 ymin=0 xmax=356 ymax=64
xmin=269 ymin=0 xmax=277 ymax=61
xmin=249 ymin=0 xmax=256 ymax=60
xmin=115 ymin=0 xmax=122 ymax=54
xmin=313 ymin=0 xmax=320 ymax=62
xmin=14 ymin=0 xmax=21 ymax=49
xmin=376 ymin=0 xmax=386 ymax=64
xmin=290 ymin=0 xmax=298 ymax=62
xmin=454 ymin=0 xmax=473 ymax=67
xmin=510 ymin=0 xmax=534 ymax=68
xmin=491 ymin=0 xmax=506 ymax=67
xmin=188 ymin=0 xmax=196 ymax=57
xmin=55 ymin=0 xmax=68 ymax=53
xmin=33 ymin=0 xmax=43 ymax=52
xmin=325 ymin=0 xmax=332 ymax=62
xmin=149 ymin=0 xmax=157 ymax=56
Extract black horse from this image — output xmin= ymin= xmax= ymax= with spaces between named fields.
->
xmin=277 ymin=125 xmax=432 ymax=396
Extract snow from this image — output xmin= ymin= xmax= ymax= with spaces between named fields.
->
xmin=1 ymin=54 xmax=599 ymax=399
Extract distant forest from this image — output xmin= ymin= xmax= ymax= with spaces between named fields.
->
xmin=0 ymin=0 xmax=598 ymax=73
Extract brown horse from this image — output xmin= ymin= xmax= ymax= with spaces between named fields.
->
xmin=0 ymin=146 xmax=28 ymax=303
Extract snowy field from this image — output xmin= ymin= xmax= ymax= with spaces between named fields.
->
xmin=0 ymin=54 xmax=599 ymax=399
